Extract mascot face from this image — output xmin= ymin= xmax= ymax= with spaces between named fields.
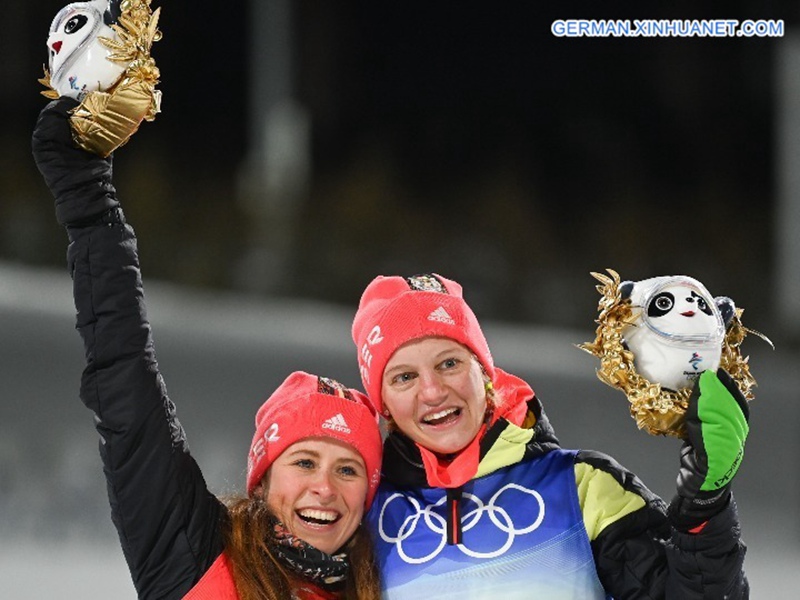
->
xmin=622 ymin=276 xmax=729 ymax=391
xmin=47 ymin=0 xmax=125 ymax=100
xmin=645 ymin=283 xmax=720 ymax=339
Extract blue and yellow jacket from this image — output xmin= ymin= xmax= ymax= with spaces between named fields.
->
xmin=368 ymin=376 xmax=748 ymax=599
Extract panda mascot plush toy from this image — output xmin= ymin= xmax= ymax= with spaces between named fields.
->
xmin=581 ymin=269 xmax=765 ymax=438
xmin=46 ymin=0 xmax=127 ymax=101
xmin=620 ymin=275 xmax=735 ymax=393
xmin=39 ymin=0 xmax=162 ymax=156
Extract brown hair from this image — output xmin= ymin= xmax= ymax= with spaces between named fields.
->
xmin=222 ymin=496 xmax=382 ymax=600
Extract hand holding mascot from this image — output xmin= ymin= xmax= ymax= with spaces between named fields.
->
xmin=582 ymin=269 xmax=771 ymax=530
xmin=39 ymin=0 xmax=161 ymax=157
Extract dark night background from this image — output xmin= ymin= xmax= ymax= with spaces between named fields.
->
xmin=2 ymin=1 xmax=796 ymax=335
xmin=2 ymin=2 xmax=800 ymax=597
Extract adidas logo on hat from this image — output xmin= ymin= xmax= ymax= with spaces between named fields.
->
xmin=428 ymin=306 xmax=455 ymax=325
xmin=322 ymin=413 xmax=351 ymax=434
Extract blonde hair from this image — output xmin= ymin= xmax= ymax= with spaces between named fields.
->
xmin=222 ymin=496 xmax=382 ymax=600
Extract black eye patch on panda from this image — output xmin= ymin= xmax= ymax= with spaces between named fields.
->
xmin=691 ymin=291 xmax=713 ymax=316
xmin=648 ymin=292 xmax=674 ymax=317
xmin=65 ymin=14 xmax=89 ymax=34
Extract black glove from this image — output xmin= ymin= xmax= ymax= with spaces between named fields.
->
xmin=31 ymin=97 xmax=120 ymax=227
xmin=669 ymin=368 xmax=749 ymax=531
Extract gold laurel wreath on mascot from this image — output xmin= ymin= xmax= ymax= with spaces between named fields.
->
xmin=580 ymin=269 xmax=770 ymax=439
xmin=39 ymin=0 xmax=161 ymax=157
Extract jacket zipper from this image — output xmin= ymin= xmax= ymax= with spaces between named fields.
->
xmin=446 ymin=487 xmax=463 ymax=545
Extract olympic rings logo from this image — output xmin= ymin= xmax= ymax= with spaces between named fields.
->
xmin=377 ymin=483 xmax=545 ymax=563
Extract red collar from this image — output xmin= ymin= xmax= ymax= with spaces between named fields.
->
xmin=416 ymin=368 xmax=533 ymax=488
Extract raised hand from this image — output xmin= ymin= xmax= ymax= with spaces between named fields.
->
xmin=670 ymin=368 xmax=749 ymax=531
xmin=31 ymin=97 xmax=119 ymax=227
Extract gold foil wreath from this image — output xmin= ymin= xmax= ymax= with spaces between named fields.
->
xmin=579 ymin=268 xmax=762 ymax=439
xmin=39 ymin=0 xmax=162 ymax=157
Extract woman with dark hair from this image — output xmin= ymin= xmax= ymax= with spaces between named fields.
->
xmin=197 ymin=371 xmax=383 ymax=600
xmin=32 ymin=97 xmax=383 ymax=600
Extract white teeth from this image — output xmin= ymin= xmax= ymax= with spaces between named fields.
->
xmin=298 ymin=509 xmax=338 ymax=522
xmin=422 ymin=407 xmax=458 ymax=423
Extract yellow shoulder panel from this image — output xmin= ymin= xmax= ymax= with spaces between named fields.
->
xmin=475 ymin=422 xmax=534 ymax=478
xmin=574 ymin=462 xmax=646 ymax=541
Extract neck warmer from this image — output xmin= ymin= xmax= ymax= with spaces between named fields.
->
xmin=268 ymin=518 xmax=350 ymax=592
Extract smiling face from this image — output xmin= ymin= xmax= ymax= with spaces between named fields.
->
xmin=258 ymin=438 xmax=368 ymax=555
xmin=382 ymin=337 xmax=488 ymax=455
xmin=48 ymin=2 xmax=103 ymax=77
xmin=645 ymin=283 xmax=720 ymax=337
xmin=46 ymin=0 xmax=126 ymax=99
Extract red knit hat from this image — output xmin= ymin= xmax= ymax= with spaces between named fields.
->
xmin=351 ymin=274 xmax=495 ymax=416
xmin=246 ymin=371 xmax=383 ymax=509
